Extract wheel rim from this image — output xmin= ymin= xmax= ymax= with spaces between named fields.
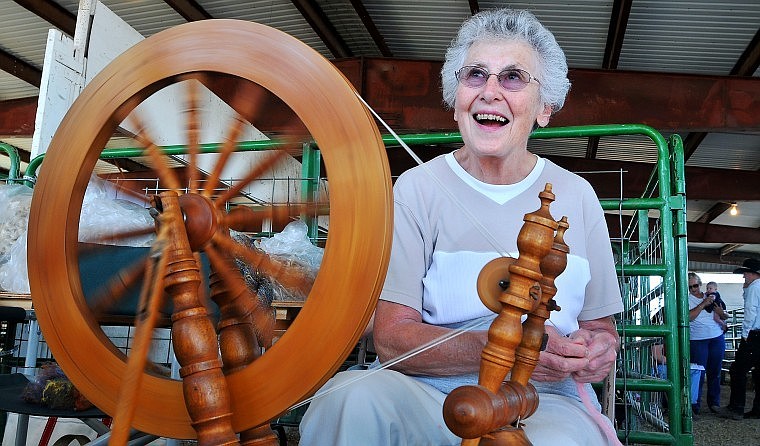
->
xmin=28 ymin=19 xmax=393 ymax=438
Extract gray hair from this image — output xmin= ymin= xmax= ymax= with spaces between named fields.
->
xmin=441 ymin=8 xmax=571 ymax=113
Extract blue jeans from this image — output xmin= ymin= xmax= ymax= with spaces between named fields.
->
xmin=689 ymin=334 xmax=725 ymax=411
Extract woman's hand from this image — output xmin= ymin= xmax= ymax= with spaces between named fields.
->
xmin=533 ymin=317 xmax=619 ymax=383
xmin=569 ymin=325 xmax=619 ymax=383
xmin=533 ymin=326 xmax=590 ymax=381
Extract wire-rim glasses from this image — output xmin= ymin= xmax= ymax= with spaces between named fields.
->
xmin=455 ymin=65 xmax=540 ymax=91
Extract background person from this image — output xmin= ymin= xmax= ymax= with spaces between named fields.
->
xmin=300 ymin=8 xmax=622 ymax=445
xmin=721 ymin=258 xmax=760 ymax=420
xmin=705 ymin=281 xmax=728 ymax=332
xmin=687 ymin=272 xmax=725 ymax=415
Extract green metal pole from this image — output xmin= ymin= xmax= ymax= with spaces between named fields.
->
xmin=0 ymin=143 xmax=21 ymax=183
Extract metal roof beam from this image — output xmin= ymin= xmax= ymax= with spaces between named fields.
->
xmin=468 ymin=0 xmax=480 ymax=15
xmin=162 ymin=0 xmax=213 ymax=21
xmin=348 ymin=0 xmax=392 ymax=57
xmin=290 ymin=0 xmax=352 ymax=58
xmin=695 ymin=202 xmax=732 ymax=224
xmin=546 ymin=155 xmax=760 ymax=201
xmin=731 ymin=26 xmax=760 ymax=76
xmin=0 ymin=49 xmax=41 ymax=88
xmin=4 ymin=60 xmax=760 ymax=134
xmin=12 ymin=0 xmax=76 ymax=36
xmin=585 ymin=136 xmax=599 ymax=159
xmin=0 ymin=96 xmax=37 ymax=135
xmin=602 ymin=0 xmax=632 ymax=69
xmin=688 ymin=248 xmax=757 ymax=267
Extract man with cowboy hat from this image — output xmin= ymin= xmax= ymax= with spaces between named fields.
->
xmin=719 ymin=258 xmax=760 ymax=419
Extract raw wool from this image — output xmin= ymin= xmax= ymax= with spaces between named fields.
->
xmin=21 ymin=362 xmax=93 ymax=411
xmin=0 ymin=184 xmax=33 ymax=292
xmin=0 ymin=176 xmax=156 ymax=293
xmin=234 ymin=219 xmax=323 ymax=303
xmin=0 ymin=183 xmax=32 ymax=259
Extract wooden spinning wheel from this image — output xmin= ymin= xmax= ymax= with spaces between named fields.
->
xmin=27 ymin=19 xmax=393 ymax=441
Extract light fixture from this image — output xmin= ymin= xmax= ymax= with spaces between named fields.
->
xmin=729 ymin=202 xmax=739 ymax=216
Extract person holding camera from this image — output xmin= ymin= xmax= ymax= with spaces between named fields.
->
xmin=687 ymin=272 xmax=726 ymax=415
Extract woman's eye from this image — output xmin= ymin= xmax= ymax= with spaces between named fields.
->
xmin=504 ymin=70 xmax=521 ymax=80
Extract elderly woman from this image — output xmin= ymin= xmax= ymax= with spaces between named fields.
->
xmin=300 ymin=8 xmax=622 ymax=445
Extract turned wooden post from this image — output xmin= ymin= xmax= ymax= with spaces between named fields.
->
xmin=160 ymin=191 xmax=239 ymax=446
xmin=208 ymin=245 xmax=279 ymax=446
xmin=478 ymin=184 xmax=558 ymax=393
xmin=510 ymin=216 xmax=569 ymax=385
xmin=443 ymin=184 xmax=560 ymax=445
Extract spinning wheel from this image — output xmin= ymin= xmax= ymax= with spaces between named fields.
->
xmin=27 ymin=20 xmax=393 ymax=441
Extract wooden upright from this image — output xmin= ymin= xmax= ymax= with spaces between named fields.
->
xmin=160 ymin=191 xmax=240 ymax=445
xmin=443 ymin=184 xmax=570 ymax=445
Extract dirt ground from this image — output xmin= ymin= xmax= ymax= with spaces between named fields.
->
xmin=690 ymin=384 xmax=760 ymax=446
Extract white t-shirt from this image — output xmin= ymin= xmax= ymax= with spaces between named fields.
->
xmin=380 ymin=152 xmax=623 ymax=337
xmin=688 ymin=293 xmax=724 ymax=340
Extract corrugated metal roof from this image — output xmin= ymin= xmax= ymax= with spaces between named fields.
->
xmin=0 ymin=0 xmax=53 ymax=100
xmin=361 ymin=0 xmax=470 ymax=60
xmin=619 ymin=0 xmax=760 ymax=75
xmin=93 ymin=0 xmax=186 ymax=37
xmin=482 ymin=0 xmax=614 ymax=69
xmin=201 ymin=0 xmax=331 ymax=57
xmin=687 ymin=132 xmax=760 ymax=170
xmin=317 ymin=0 xmax=383 ymax=57
xmin=0 ymin=71 xmax=38 ymax=101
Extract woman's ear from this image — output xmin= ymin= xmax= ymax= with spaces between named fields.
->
xmin=536 ymin=104 xmax=552 ymax=128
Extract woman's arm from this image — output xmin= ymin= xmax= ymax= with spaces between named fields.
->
xmin=372 ymin=300 xmax=488 ymax=376
xmin=688 ymin=296 xmax=712 ymax=321
xmin=712 ymin=302 xmax=729 ymax=321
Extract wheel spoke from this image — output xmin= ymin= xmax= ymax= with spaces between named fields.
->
xmin=129 ymin=112 xmax=183 ymax=192
xmin=224 ymin=202 xmax=329 ymax=233
xmin=183 ymin=75 xmax=204 ymax=193
xmin=205 ymin=241 xmax=274 ymax=348
xmin=79 ymin=226 xmax=156 ymax=247
xmin=110 ymin=229 xmax=171 ymax=445
xmin=202 ymin=81 xmax=266 ymax=197
xmin=213 ymin=150 xmax=288 ymax=206
xmin=211 ymin=230 xmax=314 ymax=299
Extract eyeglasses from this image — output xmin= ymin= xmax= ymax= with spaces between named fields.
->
xmin=455 ymin=66 xmax=540 ymax=91
xmin=689 ymin=284 xmax=700 ymax=289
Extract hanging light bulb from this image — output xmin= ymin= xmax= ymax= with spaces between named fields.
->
xmin=730 ymin=203 xmax=739 ymax=216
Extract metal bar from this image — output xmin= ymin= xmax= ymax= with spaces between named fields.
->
xmin=0 ymin=143 xmax=21 ymax=182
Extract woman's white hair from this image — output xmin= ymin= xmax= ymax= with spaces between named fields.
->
xmin=441 ymin=8 xmax=571 ymax=114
